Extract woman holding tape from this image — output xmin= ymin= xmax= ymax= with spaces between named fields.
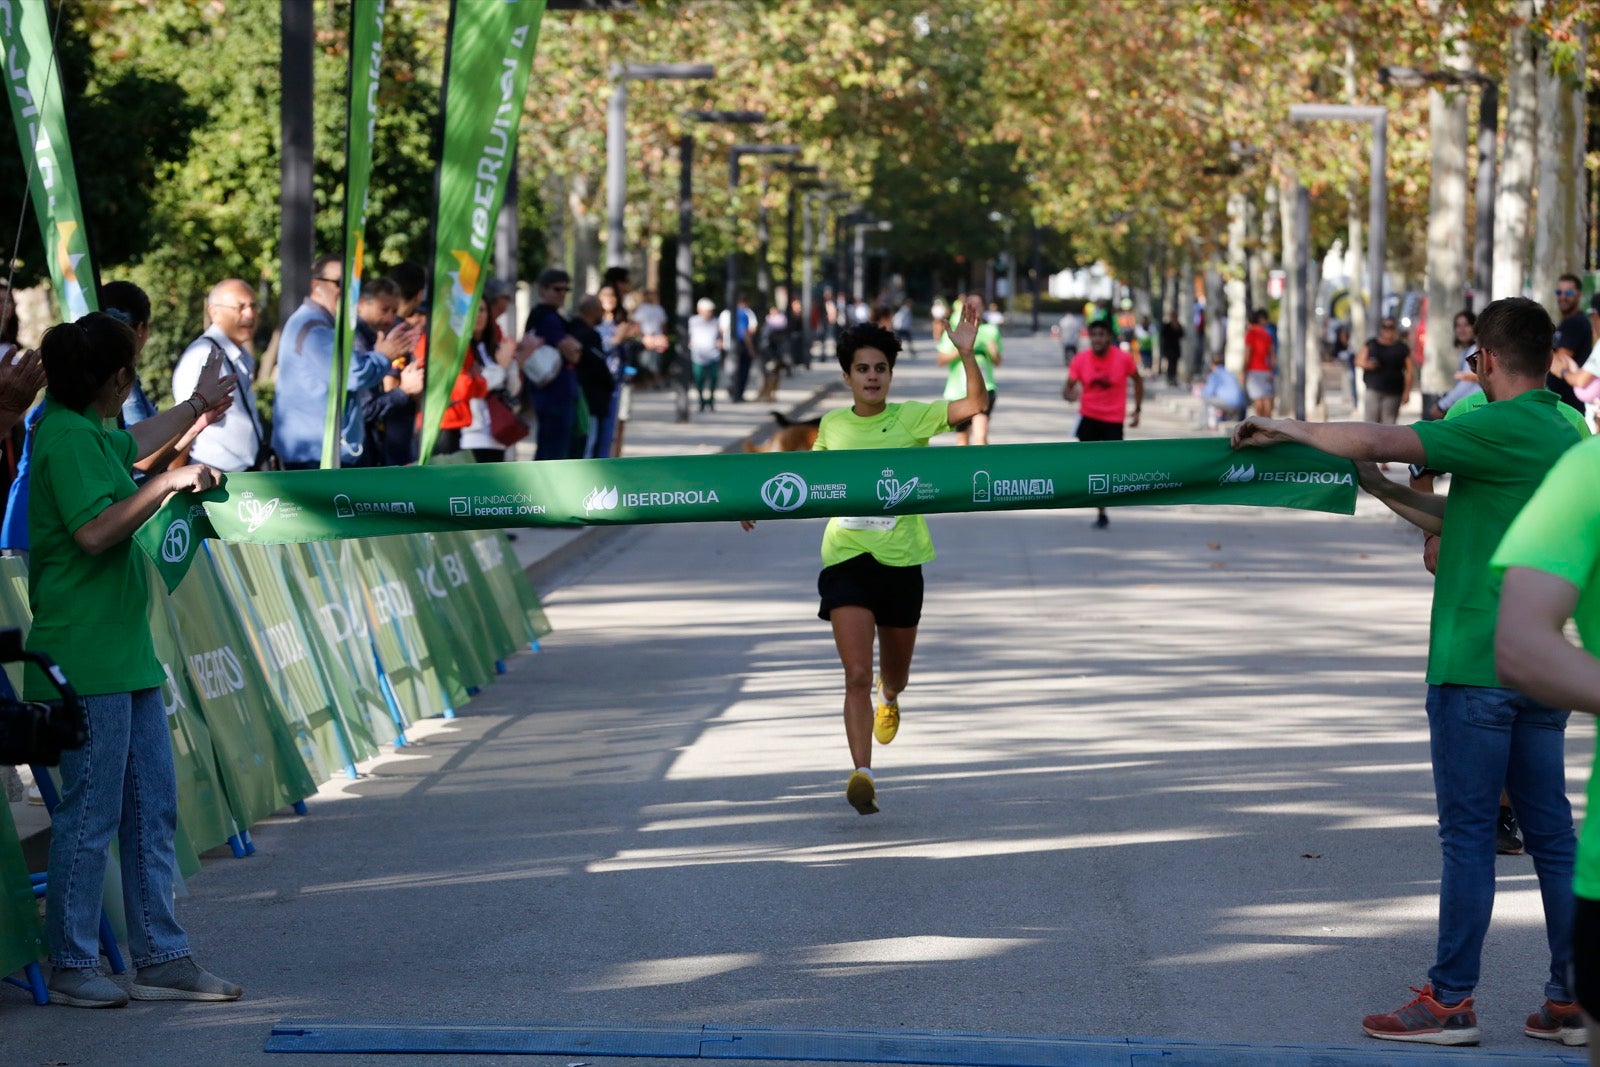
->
xmin=743 ymin=295 xmax=988 ymax=815
xmin=28 ymin=312 xmax=241 ymax=1007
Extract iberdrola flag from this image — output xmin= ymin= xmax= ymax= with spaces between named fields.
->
xmin=418 ymin=0 xmax=546 ymax=464
xmin=0 ymin=0 xmax=98 ymax=320
xmin=323 ymin=0 xmax=388 ymax=469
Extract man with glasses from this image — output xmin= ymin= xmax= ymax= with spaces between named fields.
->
xmin=523 ymin=267 xmax=582 ymax=460
xmin=1232 ymin=296 xmax=1586 ymax=1047
xmin=1550 ymin=272 xmax=1590 ymax=413
xmin=1356 ymin=316 xmax=1412 ymax=425
xmin=273 ymin=256 xmax=416 ymax=469
xmin=171 ymin=278 xmax=264 ymax=471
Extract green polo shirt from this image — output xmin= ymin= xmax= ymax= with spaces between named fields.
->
xmin=24 ymin=397 xmax=164 ymax=698
xmin=1412 ymin=388 xmax=1584 ymax=688
xmin=1491 ymin=436 xmax=1600 ymax=897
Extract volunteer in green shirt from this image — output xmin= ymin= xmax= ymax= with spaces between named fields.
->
xmin=30 ymin=313 xmax=242 ymax=1009
xmin=1495 ymin=434 xmax=1600 ymax=1052
xmin=936 ymin=301 xmax=1001 ymax=446
xmin=1231 ymin=296 xmax=1584 ymax=1047
xmin=742 ymin=295 xmax=988 ymax=815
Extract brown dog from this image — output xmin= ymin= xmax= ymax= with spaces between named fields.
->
xmin=743 ymin=411 xmax=821 ymax=452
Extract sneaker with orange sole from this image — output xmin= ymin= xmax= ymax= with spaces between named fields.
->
xmin=1361 ymin=984 xmax=1479 ymax=1045
xmin=1525 ymin=998 xmax=1589 ymax=1046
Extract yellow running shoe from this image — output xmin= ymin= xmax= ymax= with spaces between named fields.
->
xmin=846 ymin=770 xmax=879 ymax=815
xmin=873 ymin=676 xmax=900 ymax=745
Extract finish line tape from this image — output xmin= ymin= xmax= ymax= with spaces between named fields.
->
xmin=139 ymin=438 xmax=1355 ymax=590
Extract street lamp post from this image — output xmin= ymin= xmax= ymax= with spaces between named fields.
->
xmin=1379 ymin=65 xmax=1498 ymax=306
xmin=852 ymin=217 xmax=891 ymax=303
xmin=803 ymin=190 xmax=848 ymax=361
xmin=676 ymin=111 xmax=765 ymax=412
xmin=605 ymin=62 xmax=715 ymax=274
xmin=725 ymin=143 xmax=799 ymax=339
xmin=1289 ymin=104 xmax=1388 ymax=321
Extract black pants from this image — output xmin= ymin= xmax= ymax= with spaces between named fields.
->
xmin=729 ymin=348 xmax=753 ymax=401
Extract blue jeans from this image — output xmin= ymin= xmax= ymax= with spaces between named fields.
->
xmin=1426 ymin=684 xmax=1576 ymax=1004
xmin=46 ymin=688 xmax=190 ymax=970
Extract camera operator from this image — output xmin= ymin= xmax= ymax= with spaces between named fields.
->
xmin=28 ymin=313 xmax=242 ymax=1008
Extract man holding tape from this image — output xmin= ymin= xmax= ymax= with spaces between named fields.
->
xmin=1232 ymin=296 xmax=1585 ymax=1047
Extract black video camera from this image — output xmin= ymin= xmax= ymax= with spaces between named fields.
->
xmin=0 ymin=628 xmax=85 ymax=766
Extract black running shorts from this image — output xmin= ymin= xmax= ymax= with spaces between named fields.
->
xmin=952 ymin=389 xmax=997 ymax=433
xmin=817 ymin=553 xmax=924 ymax=629
xmin=1576 ymin=895 xmax=1600 ymax=1018
xmin=1076 ymin=415 xmax=1125 ymax=442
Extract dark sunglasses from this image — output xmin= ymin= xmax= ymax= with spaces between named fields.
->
xmin=1466 ymin=352 xmax=1481 ymax=372
xmin=1556 ymin=288 xmax=1579 ymax=297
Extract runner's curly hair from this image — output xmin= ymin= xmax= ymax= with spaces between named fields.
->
xmin=836 ymin=321 xmax=901 ymax=373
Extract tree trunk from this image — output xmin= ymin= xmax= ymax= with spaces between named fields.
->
xmin=1341 ymin=38 xmax=1369 ymax=358
xmin=1533 ymin=29 xmax=1587 ymax=319
xmin=1494 ymin=2 xmax=1538 ymax=300
xmin=1204 ymin=257 xmax=1225 ymax=363
xmin=544 ymin=172 xmax=567 ymax=276
xmin=1425 ymin=72 xmax=1471 ymax=399
xmin=1278 ymin=176 xmax=1299 ymax=417
xmin=1255 ymin=184 xmax=1277 ymax=312
xmin=569 ymin=172 xmax=602 ymax=297
xmin=1224 ymin=191 xmax=1249 ymax=376
xmin=1305 ymin=252 xmax=1325 ymax=421
xmin=1178 ymin=253 xmax=1199 ymax=381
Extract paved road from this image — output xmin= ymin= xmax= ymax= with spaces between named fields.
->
xmin=5 ymin=331 xmax=1591 ymax=1065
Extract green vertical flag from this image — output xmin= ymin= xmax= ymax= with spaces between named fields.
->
xmin=323 ymin=0 xmax=388 ymax=469
xmin=0 ymin=0 xmax=97 ymax=319
xmin=417 ymin=0 xmax=545 ymax=464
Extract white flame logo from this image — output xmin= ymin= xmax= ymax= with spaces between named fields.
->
xmin=1219 ymin=463 xmax=1256 ymax=485
xmin=583 ymin=486 xmax=619 ymax=513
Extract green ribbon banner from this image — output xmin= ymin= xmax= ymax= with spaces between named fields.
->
xmin=136 ymin=438 xmax=1355 ymax=591
xmin=418 ymin=0 xmax=545 ymax=465
xmin=324 ymin=0 xmax=387 ymax=469
xmin=0 ymin=0 xmax=98 ymax=319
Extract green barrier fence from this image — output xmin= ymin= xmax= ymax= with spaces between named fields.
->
xmin=0 ymin=795 xmax=43 ymax=992
xmin=160 ymin=551 xmax=320 ymax=830
xmin=347 ymin=538 xmax=457 ymax=721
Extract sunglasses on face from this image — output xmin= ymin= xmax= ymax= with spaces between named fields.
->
xmin=1556 ymin=288 xmax=1579 ymax=297
xmin=1466 ymin=352 xmax=1481 ymax=372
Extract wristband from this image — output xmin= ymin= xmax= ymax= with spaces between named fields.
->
xmin=187 ymin=396 xmax=204 ymax=420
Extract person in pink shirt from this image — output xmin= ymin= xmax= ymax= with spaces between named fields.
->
xmin=1065 ymin=315 xmax=1143 ymax=528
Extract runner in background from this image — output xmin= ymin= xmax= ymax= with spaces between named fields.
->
xmin=938 ymin=297 xmax=1001 ymax=445
xmin=1065 ymin=313 xmax=1143 ymax=529
xmin=740 ymin=295 xmax=989 ymax=816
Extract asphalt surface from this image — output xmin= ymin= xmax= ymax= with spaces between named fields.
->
xmin=3 ymin=330 xmax=1592 ymax=1067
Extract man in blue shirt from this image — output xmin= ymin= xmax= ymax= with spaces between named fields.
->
xmin=272 ymin=255 xmax=416 ymax=468
xmin=523 ymin=267 xmax=582 ymax=461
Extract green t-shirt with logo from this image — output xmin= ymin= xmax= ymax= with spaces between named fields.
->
xmin=813 ymin=400 xmax=951 ymax=568
xmin=1412 ymin=389 xmax=1585 ymax=688
xmin=1490 ymin=435 xmax=1600 ymax=898
xmin=1445 ymin=388 xmax=1592 ymax=437
xmin=25 ymin=398 xmax=164 ymax=699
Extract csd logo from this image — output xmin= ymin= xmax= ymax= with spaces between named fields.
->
xmin=237 ymin=492 xmax=280 ymax=533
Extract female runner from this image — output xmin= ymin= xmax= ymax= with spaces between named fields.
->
xmin=744 ymin=294 xmax=987 ymax=814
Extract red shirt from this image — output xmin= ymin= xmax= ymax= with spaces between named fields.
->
xmin=1245 ymin=324 xmax=1274 ymax=374
xmin=1068 ymin=346 xmax=1139 ymax=423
